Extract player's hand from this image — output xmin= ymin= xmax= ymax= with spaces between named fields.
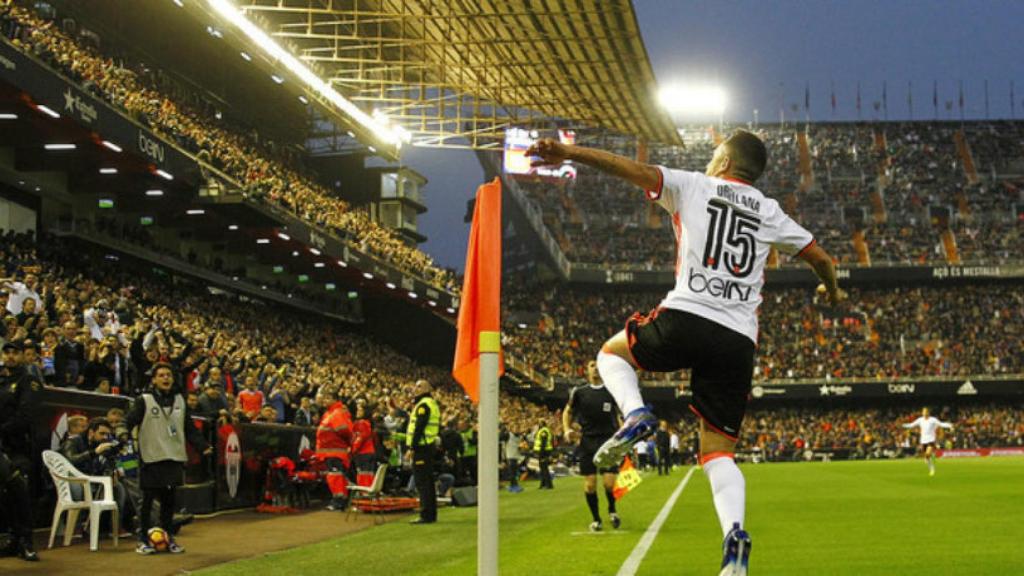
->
xmin=95 ymin=442 xmax=116 ymax=455
xmin=203 ymin=447 xmax=214 ymax=456
xmin=563 ymin=430 xmax=574 ymax=444
xmin=816 ymin=283 xmax=848 ymax=306
xmin=526 ymin=138 xmax=569 ymax=167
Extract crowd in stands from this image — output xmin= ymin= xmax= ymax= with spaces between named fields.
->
xmin=0 ymin=230 xmax=558 ymax=450
xmin=502 ymin=280 xmax=1023 ymax=381
xmin=588 ymin=403 xmax=1022 ymax=468
xmin=514 ymin=122 xmax=1023 ymax=268
xmin=729 ymin=403 xmax=1024 ymax=461
xmin=0 ymin=1 xmax=456 ymax=291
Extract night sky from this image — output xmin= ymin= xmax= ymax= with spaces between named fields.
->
xmin=405 ymin=0 xmax=1023 ymax=274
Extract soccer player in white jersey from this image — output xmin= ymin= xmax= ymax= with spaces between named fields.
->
xmin=527 ymin=131 xmax=847 ymax=576
xmin=901 ymin=407 xmax=954 ymax=476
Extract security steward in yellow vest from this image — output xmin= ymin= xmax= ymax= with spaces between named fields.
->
xmin=534 ymin=423 xmax=554 ymax=489
xmin=460 ymin=424 xmax=478 ymax=485
xmin=406 ymin=379 xmax=440 ymax=524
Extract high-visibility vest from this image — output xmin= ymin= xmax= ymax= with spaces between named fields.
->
xmin=462 ymin=429 xmax=477 ymax=457
xmin=406 ymin=395 xmax=440 ymax=447
xmin=534 ymin=426 xmax=553 ymax=453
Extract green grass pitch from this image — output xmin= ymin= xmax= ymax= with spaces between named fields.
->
xmin=198 ymin=458 xmax=1024 ymax=575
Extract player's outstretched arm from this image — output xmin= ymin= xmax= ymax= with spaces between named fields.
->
xmin=526 ymin=138 xmax=660 ymax=192
xmin=798 ymin=243 xmax=847 ymax=306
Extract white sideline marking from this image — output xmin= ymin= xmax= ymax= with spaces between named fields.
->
xmin=616 ymin=466 xmax=698 ymax=576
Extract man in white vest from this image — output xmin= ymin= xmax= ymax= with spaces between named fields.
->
xmin=125 ymin=363 xmax=211 ymax=554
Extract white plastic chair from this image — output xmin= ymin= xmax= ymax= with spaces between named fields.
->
xmin=41 ymin=450 xmax=119 ymax=551
xmin=347 ymin=464 xmax=388 ymax=524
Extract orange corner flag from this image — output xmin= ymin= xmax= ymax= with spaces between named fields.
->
xmin=452 ymin=177 xmax=504 ymax=404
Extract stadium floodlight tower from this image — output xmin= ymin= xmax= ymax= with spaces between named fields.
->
xmin=658 ymin=83 xmax=729 ymax=126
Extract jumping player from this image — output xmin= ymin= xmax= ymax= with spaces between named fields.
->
xmin=901 ymin=408 xmax=954 ymax=476
xmin=528 ymin=131 xmax=846 ymax=576
xmin=562 ymin=360 xmax=621 ymax=532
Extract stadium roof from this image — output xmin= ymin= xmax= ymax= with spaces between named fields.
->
xmin=234 ymin=0 xmax=683 ymax=149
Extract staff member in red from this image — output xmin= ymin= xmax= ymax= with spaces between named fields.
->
xmin=315 ymin=390 xmax=353 ymax=511
xmin=351 ymin=401 xmax=377 ymax=487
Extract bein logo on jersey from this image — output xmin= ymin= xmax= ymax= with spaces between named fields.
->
xmin=687 ymin=268 xmax=753 ymax=301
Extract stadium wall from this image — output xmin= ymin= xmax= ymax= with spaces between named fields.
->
xmin=0 ymin=185 xmax=38 ymax=235
xmin=361 ymin=294 xmax=457 ymax=368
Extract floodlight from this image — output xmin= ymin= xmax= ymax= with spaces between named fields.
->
xmin=658 ymin=84 xmax=728 ymax=116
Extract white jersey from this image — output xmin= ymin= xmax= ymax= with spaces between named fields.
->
xmin=4 ymin=281 xmax=42 ymax=315
xmin=647 ymin=167 xmax=815 ymax=343
xmin=903 ymin=416 xmax=953 ymax=445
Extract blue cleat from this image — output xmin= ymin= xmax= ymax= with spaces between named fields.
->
xmin=718 ymin=522 xmax=751 ymax=576
xmin=593 ymin=407 xmax=658 ymax=468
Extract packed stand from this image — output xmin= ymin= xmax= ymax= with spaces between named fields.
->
xmin=0 ymin=1 xmax=455 ymax=291
xmin=730 ymin=403 xmax=1024 ymax=462
xmin=0 ymin=230 xmax=559 ymax=445
xmin=510 ymin=120 xmax=1023 ymax=268
xmin=578 ymin=402 xmax=1022 ymax=471
xmin=502 ymin=280 xmax=1023 ymax=381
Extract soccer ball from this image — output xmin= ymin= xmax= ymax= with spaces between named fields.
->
xmin=147 ymin=527 xmax=170 ymax=552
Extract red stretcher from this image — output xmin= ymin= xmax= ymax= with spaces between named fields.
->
xmin=352 ymin=497 xmax=419 ymax=513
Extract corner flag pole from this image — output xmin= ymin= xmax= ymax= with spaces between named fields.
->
xmin=452 ymin=177 xmax=503 ymax=575
xmin=478 ymin=330 xmax=500 ymax=576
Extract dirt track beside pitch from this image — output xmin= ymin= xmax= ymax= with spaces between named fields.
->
xmin=0 ymin=508 xmax=404 ymax=575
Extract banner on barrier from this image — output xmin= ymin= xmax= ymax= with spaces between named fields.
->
xmin=936 ymin=447 xmax=1024 ymax=458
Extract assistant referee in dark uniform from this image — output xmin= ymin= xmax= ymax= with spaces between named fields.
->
xmin=562 ymin=360 xmax=622 ymax=532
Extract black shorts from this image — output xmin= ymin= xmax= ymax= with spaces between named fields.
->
xmin=577 ymin=436 xmax=620 ymax=476
xmin=626 ymin=307 xmax=755 ymax=441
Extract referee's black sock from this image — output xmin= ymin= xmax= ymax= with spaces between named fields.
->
xmin=605 ymin=488 xmax=617 ymax=514
xmin=585 ymin=491 xmax=601 ymax=522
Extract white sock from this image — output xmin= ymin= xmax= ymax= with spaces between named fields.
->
xmin=596 ymin=351 xmax=644 ymax=415
xmin=703 ymin=455 xmax=745 ymax=537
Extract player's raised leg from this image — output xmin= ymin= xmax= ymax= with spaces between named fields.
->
xmin=593 ymin=330 xmax=657 ymax=468
xmin=595 ymin=331 xmax=645 ymax=414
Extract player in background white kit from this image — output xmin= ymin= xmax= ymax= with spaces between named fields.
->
xmin=902 ymin=407 xmax=954 ymax=476
xmin=527 ymin=131 xmax=847 ymax=576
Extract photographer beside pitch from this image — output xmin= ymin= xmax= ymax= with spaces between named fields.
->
xmin=528 ymin=131 xmax=846 ymax=576
xmin=60 ymin=416 xmax=132 ymax=530
xmin=124 ymin=362 xmax=211 ymax=554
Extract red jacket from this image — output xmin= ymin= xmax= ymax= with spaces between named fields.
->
xmin=315 ymin=401 xmax=353 ymax=459
xmin=351 ymin=418 xmax=376 ymax=457
xmin=238 ymin=389 xmax=264 ymax=416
